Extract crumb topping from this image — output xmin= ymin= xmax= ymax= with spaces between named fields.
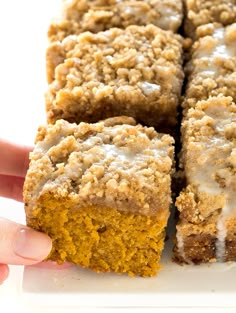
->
xmin=177 ymin=96 xmax=236 ymax=224
xmin=46 ymin=25 xmax=183 ymax=128
xmin=24 ymin=118 xmax=174 ymax=216
xmin=48 ymin=0 xmax=183 ymax=42
xmin=183 ymin=23 xmax=236 ymax=112
xmin=185 ymin=0 xmax=236 ymax=37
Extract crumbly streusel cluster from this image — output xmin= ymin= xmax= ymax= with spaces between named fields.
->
xmin=182 ymin=23 xmax=236 ymax=113
xmin=48 ymin=0 xmax=183 ymax=42
xmin=184 ymin=0 xmax=236 ymax=38
xmin=24 ymin=117 xmax=174 ymax=217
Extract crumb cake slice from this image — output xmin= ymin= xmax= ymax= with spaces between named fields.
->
xmin=48 ymin=0 xmax=183 ymax=42
xmin=182 ymin=23 xmax=236 ymax=114
xmin=174 ymin=96 xmax=236 ymax=264
xmin=46 ymin=25 xmax=183 ymax=131
xmin=23 ymin=117 xmax=174 ymax=277
xmin=184 ymin=0 xmax=236 ymax=38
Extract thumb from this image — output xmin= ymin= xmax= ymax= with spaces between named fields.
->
xmin=0 ymin=217 xmax=52 ymax=265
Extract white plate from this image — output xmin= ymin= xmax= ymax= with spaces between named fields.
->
xmin=21 ymin=246 xmax=236 ymax=308
xmin=21 ymin=214 xmax=236 ymax=308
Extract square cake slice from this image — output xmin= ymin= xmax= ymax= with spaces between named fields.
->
xmin=46 ymin=25 xmax=184 ymax=131
xmin=48 ymin=0 xmax=183 ymax=42
xmin=182 ymin=23 xmax=236 ymax=114
xmin=174 ymin=96 xmax=236 ymax=264
xmin=184 ymin=0 xmax=236 ymax=38
xmin=23 ymin=117 xmax=174 ymax=277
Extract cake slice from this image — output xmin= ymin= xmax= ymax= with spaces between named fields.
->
xmin=48 ymin=0 xmax=183 ymax=42
xmin=182 ymin=23 xmax=236 ymax=114
xmin=184 ymin=0 xmax=236 ymax=38
xmin=174 ymin=96 xmax=236 ymax=264
xmin=46 ymin=25 xmax=184 ymax=131
xmin=23 ymin=117 xmax=174 ymax=277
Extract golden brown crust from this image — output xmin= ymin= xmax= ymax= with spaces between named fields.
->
xmin=101 ymin=116 xmax=136 ymax=127
xmin=46 ymin=25 xmax=184 ymax=130
xmin=48 ymin=0 xmax=183 ymax=42
xmin=184 ymin=0 xmax=236 ymax=38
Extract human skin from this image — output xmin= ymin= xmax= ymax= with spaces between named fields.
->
xmin=0 ymin=139 xmax=52 ymax=284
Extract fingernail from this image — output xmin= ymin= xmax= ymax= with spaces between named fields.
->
xmin=14 ymin=228 xmax=52 ymax=261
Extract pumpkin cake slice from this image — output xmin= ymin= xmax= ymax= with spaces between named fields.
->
xmin=23 ymin=117 xmax=174 ymax=277
xmin=174 ymin=96 xmax=236 ymax=264
xmin=46 ymin=24 xmax=183 ymax=132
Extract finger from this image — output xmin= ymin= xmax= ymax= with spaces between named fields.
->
xmin=0 ymin=175 xmax=25 ymax=202
xmin=0 ymin=264 xmax=9 ymax=284
xmin=0 ymin=218 xmax=52 ymax=265
xmin=0 ymin=138 xmax=32 ymax=177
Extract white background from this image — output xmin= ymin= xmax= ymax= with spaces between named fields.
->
xmin=0 ymin=1 xmax=236 ymax=312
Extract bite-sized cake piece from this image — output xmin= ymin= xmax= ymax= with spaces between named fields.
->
xmin=46 ymin=25 xmax=184 ymax=131
xmin=182 ymin=23 xmax=236 ymax=114
xmin=184 ymin=0 xmax=236 ymax=38
xmin=174 ymin=96 xmax=236 ymax=264
xmin=23 ymin=117 xmax=175 ymax=277
xmin=48 ymin=0 xmax=183 ymax=42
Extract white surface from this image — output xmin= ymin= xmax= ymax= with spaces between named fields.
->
xmin=0 ymin=1 xmax=59 ymax=145
xmin=0 ymin=1 xmax=236 ymax=312
xmin=22 ymin=239 xmax=236 ymax=308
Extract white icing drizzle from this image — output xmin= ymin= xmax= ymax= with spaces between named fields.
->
xmin=212 ymin=28 xmax=235 ymax=58
xmin=121 ymin=1 xmax=181 ymax=31
xmin=186 ymin=104 xmax=236 ymax=262
xmin=215 ymin=217 xmax=227 ymax=262
xmin=139 ymin=82 xmax=161 ymax=96
xmin=194 ymin=25 xmax=236 ymax=76
xmin=39 ymin=123 xmax=171 ymax=194
xmin=157 ymin=4 xmax=181 ymax=31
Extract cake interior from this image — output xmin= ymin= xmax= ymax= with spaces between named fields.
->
xmin=27 ymin=195 xmax=167 ymax=277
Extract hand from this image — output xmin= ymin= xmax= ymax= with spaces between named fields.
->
xmin=0 ymin=139 xmax=52 ymax=284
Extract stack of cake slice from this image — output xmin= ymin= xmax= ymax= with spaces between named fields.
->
xmin=23 ymin=0 xmax=236 ymax=275
xmin=23 ymin=0 xmax=184 ymax=277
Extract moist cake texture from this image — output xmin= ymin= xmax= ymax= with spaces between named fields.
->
xmin=48 ymin=0 xmax=183 ymax=42
xmin=46 ymin=24 xmax=184 ymax=131
xmin=23 ymin=117 xmax=174 ymax=276
xmin=174 ymin=96 xmax=236 ymax=264
xmin=184 ymin=0 xmax=236 ymax=38
xmin=182 ymin=23 xmax=236 ymax=114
